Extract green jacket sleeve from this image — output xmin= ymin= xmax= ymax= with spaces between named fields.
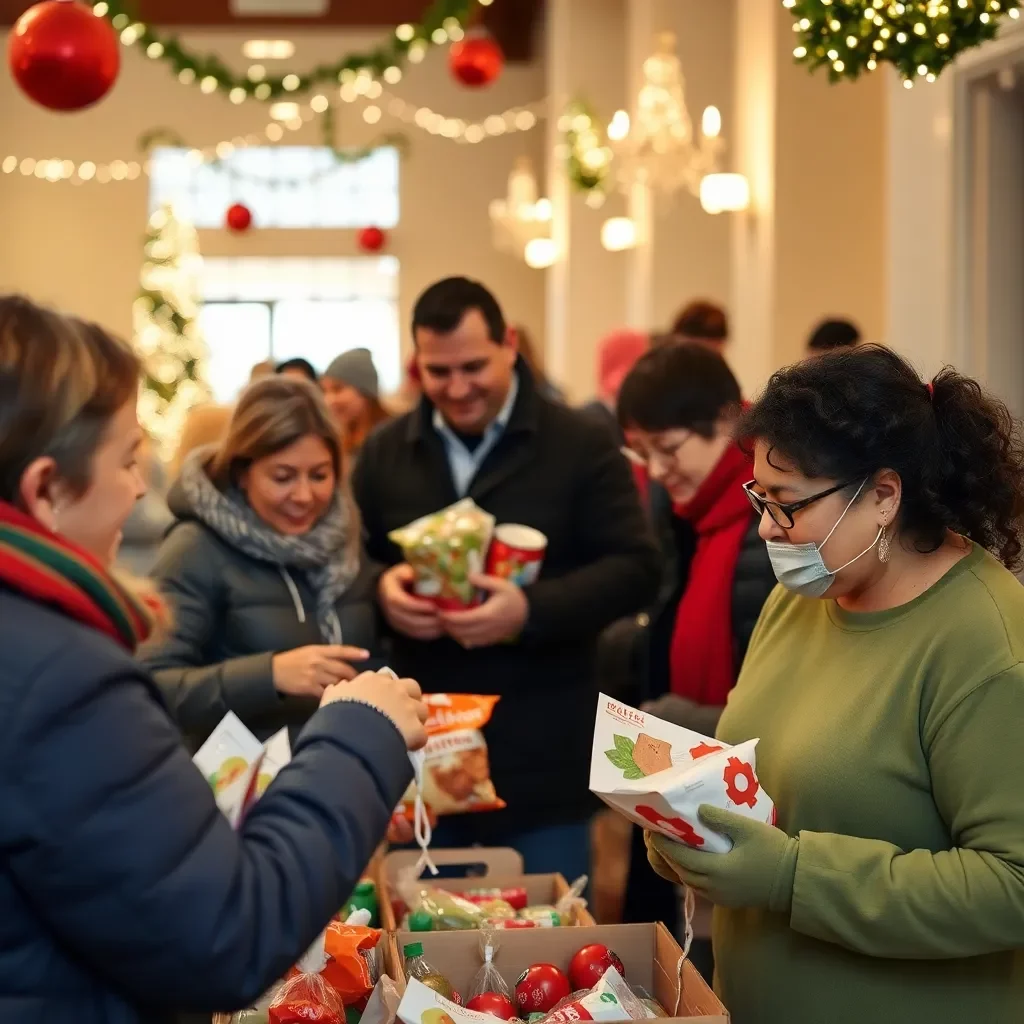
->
xmin=788 ymin=665 xmax=1024 ymax=958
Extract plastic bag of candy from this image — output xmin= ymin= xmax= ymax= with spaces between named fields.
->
xmin=466 ymin=926 xmax=513 ymax=1003
xmin=388 ymin=499 xmax=495 ymax=610
xmin=269 ymin=933 xmax=345 ymax=1024
xmin=322 ymin=922 xmax=381 ymax=1007
xmin=399 ymin=874 xmax=487 ymax=931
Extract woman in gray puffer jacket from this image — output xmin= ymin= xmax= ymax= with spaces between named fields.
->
xmin=140 ymin=376 xmax=383 ymax=749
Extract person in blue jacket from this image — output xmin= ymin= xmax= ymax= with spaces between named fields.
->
xmin=0 ymin=294 xmax=428 ymax=1024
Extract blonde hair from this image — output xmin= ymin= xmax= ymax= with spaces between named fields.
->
xmin=0 ymin=294 xmax=140 ymax=502
xmin=171 ymin=403 xmax=232 ymax=478
xmin=209 ymin=376 xmax=361 ymax=560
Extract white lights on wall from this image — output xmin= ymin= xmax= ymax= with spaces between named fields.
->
xmin=242 ymin=39 xmax=296 ymax=60
xmin=699 ymin=173 xmax=750 ymax=215
xmin=601 ymin=216 xmax=637 ymax=252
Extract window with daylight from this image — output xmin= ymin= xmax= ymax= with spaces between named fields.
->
xmin=148 ymin=146 xmax=400 ymax=229
xmin=198 ymin=256 xmax=401 ymax=402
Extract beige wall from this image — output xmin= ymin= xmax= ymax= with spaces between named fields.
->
xmin=650 ymin=0 xmax=735 ymax=335
xmin=773 ymin=5 xmax=887 ymax=367
xmin=0 ymin=30 xmax=547 ymax=368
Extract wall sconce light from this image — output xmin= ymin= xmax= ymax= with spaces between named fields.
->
xmin=699 ymin=173 xmax=750 ymax=215
xmin=601 ymin=216 xmax=637 ymax=251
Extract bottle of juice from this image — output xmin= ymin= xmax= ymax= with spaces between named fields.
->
xmin=404 ymin=942 xmax=458 ymax=1003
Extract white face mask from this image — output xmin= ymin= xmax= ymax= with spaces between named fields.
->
xmin=765 ymin=478 xmax=882 ymax=598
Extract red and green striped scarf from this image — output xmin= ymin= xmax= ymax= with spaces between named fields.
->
xmin=0 ymin=499 xmax=155 ymax=651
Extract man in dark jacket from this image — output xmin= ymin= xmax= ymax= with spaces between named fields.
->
xmin=352 ymin=277 xmax=661 ymax=879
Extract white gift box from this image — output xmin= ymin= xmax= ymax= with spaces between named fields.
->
xmin=589 ymin=694 xmax=775 ymax=853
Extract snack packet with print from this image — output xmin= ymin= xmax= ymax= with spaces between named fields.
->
xmin=589 ymin=694 xmax=775 ymax=854
xmin=388 ymin=499 xmax=496 ymax=610
xmin=394 ymin=693 xmax=505 ymax=819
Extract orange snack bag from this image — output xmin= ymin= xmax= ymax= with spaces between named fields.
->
xmin=321 ymin=922 xmax=381 ymax=1005
xmin=396 ymin=694 xmax=505 ymax=818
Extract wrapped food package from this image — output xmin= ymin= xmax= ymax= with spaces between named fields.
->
xmin=269 ymin=934 xmax=345 ymax=1024
xmin=590 ymin=694 xmax=775 ymax=853
xmin=534 ymin=967 xmax=649 ymax=1024
xmin=321 ymin=922 xmax=382 ymax=1006
xmin=388 ymin=498 xmax=496 ymax=610
xmin=466 ymin=926 xmax=513 ymax=1002
xmin=395 ymin=694 xmax=505 ymax=821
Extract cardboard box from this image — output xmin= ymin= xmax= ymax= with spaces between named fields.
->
xmin=387 ymin=922 xmax=728 ymax=1023
xmin=379 ymin=848 xmax=596 ymax=930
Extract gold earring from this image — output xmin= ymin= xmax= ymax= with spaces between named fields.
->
xmin=878 ymin=524 xmax=891 ymax=564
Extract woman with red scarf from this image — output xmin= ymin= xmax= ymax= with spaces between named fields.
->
xmin=0 ymin=295 xmax=428 ymax=1024
xmin=615 ymin=342 xmax=776 ymax=979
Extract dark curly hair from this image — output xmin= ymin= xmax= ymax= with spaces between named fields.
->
xmin=738 ymin=345 xmax=1024 ymax=570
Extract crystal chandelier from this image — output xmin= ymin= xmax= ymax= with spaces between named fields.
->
xmin=489 ymin=157 xmax=556 ymax=267
xmin=609 ymin=31 xmax=734 ymax=202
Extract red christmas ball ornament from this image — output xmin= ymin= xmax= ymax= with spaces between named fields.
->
xmin=8 ymin=0 xmax=120 ymax=112
xmin=466 ymin=993 xmax=517 ymax=1020
xmin=357 ymin=226 xmax=386 ymax=253
xmin=515 ymin=965 xmax=571 ymax=1015
xmin=568 ymin=944 xmax=625 ymax=992
xmin=448 ymin=33 xmax=504 ymax=88
xmin=226 ymin=203 xmax=253 ymax=233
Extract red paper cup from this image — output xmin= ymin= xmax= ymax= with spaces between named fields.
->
xmin=485 ymin=524 xmax=547 ymax=586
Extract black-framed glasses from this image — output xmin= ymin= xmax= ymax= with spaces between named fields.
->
xmin=742 ymin=479 xmax=855 ymax=529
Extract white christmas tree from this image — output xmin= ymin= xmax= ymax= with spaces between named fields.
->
xmin=133 ymin=204 xmax=211 ymax=460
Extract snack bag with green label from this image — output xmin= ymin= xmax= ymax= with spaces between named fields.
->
xmin=389 ymin=499 xmax=495 ymax=610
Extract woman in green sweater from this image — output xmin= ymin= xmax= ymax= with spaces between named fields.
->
xmin=646 ymin=346 xmax=1024 ymax=1024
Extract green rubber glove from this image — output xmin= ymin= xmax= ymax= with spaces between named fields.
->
xmin=645 ymin=804 xmax=799 ymax=912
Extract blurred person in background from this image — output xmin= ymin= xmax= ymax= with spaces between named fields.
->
xmin=116 ymin=431 xmax=173 ymax=577
xmin=171 ymin=402 xmax=232 ymax=480
xmin=671 ymin=300 xmax=728 ymax=352
xmin=615 ymin=343 xmax=775 ymax=977
xmin=141 ymin=376 xmax=383 ymax=749
xmin=648 ymin=347 xmax=1024 ymax=1024
xmin=581 ymin=328 xmax=650 ymax=447
xmin=0 ymin=294 xmax=427 ymax=1024
xmin=805 ymin=317 xmax=861 ymax=358
xmin=514 ymin=323 xmax=565 ymax=403
xmin=355 ymin=276 xmax=660 ymax=879
xmin=320 ymin=348 xmax=391 ymax=463
xmin=277 ymin=357 xmax=319 ymax=384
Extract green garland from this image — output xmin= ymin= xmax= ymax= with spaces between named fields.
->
xmin=561 ymin=101 xmax=612 ymax=203
xmin=98 ymin=0 xmax=479 ymax=101
xmin=786 ymin=0 xmax=1021 ymax=84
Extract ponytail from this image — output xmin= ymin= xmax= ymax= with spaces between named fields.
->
xmin=738 ymin=345 xmax=1024 ymax=569
xmin=925 ymin=367 xmax=1024 ymax=569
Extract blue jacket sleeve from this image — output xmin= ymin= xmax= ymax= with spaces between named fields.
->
xmin=1 ymin=639 xmax=411 ymax=1013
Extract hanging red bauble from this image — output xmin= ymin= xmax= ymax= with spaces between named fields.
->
xmin=448 ymin=33 xmax=504 ymax=88
xmin=8 ymin=0 xmax=120 ymax=112
xmin=357 ymin=226 xmax=386 ymax=253
xmin=226 ymin=203 xmax=253 ymax=233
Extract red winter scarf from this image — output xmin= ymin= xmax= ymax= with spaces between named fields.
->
xmin=668 ymin=442 xmax=754 ymax=706
xmin=0 ymin=499 xmax=156 ymax=651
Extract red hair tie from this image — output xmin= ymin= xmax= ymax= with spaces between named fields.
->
xmin=926 ymin=381 xmax=935 ymax=399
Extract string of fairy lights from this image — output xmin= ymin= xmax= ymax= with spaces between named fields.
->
xmin=2 ymin=53 xmax=545 ymax=185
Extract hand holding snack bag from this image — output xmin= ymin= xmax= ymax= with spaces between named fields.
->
xmin=589 ymin=694 xmax=775 ymax=854
xmin=389 ymin=499 xmax=496 ymax=610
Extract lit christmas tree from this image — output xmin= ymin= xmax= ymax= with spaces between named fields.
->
xmin=133 ymin=204 xmax=210 ymax=459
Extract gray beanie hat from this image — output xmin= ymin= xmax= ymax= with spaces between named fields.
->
xmin=323 ymin=347 xmax=379 ymax=400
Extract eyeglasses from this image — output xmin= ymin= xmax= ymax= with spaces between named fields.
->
xmin=621 ymin=433 xmax=695 ymax=468
xmin=742 ymin=479 xmax=855 ymax=529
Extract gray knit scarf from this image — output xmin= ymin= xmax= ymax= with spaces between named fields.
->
xmin=179 ymin=449 xmax=359 ymax=643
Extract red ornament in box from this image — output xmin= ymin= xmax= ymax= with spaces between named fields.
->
xmin=357 ymin=226 xmax=386 ymax=253
xmin=448 ymin=33 xmax=504 ymax=88
xmin=226 ymin=203 xmax=253 ymax=233
xmin=8 ymin=0 xmax=120 ymax=112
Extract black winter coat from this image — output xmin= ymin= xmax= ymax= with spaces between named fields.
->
xmin=352 ymin=367 xmax=661 ymax=831
xmin=140 ymin=483 xmax=382 ymax=748
xmin=0 ymin=585 xmax=411 ymax=1024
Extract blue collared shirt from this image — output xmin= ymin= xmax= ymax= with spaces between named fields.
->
xmin=433 ymin=373 xmax=520 ymax=497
